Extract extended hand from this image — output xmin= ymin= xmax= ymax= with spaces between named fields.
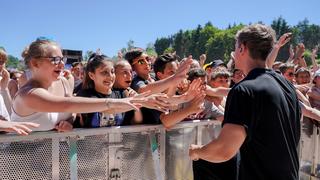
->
xmin=0 ymin=120 xmax=39 ymax=135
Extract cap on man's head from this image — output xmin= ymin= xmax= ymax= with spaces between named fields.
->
xmin=203 ymin=59 xmax=225 ymax=70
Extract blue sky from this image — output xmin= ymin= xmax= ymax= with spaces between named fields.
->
xmin=1 ymin=0 xmax=319 ymax=58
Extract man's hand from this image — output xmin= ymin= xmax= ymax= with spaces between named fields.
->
xmin=189 ymin=144 xmax=203 ymax=161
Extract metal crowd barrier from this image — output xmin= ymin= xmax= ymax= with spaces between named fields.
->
xmin=0 ymin=119 xmax=319 ymax=180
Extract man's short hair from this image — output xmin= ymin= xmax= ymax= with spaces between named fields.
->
xmin=210 ymin=68 xmax=231 ymax=81
xmin=279 ymin=63 xmax=295 ymax=74
xmin=124 ymin=48 xmax=144 ymax=64
xmin=236 ymin=24 xmax=276 ymax=61
xmin=187 ymin=68 xmax=206 ymax=82
xmin=153 ymin=53 xmax=179 ymax=74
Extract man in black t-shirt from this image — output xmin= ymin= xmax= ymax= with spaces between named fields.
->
xmin=189 ymin=24 xmax=301 ymax=180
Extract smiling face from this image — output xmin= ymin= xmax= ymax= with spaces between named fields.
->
xmin=32 ymin=44 xmax=65 ymax=82
xmin=282 ymin=68 xmax=295 ymax=83
xmin=88 ymin=61 xmax=115 ymax=93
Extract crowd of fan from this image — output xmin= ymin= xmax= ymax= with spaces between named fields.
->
xmin=0 ymin=31 xmax=319 ymax=136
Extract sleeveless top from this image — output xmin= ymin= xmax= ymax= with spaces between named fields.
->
xmin=10 ymin=78 xmax=72 ymax=131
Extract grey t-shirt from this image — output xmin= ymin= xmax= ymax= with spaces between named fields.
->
xmin=180 ymin=100 xmax=223 ymax=120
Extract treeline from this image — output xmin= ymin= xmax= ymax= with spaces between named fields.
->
xmin=154 ymin=17 xmax=320 ymax=64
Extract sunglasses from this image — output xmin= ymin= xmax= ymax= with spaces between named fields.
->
xmin=0 ymin=61 xmax=6 ymax=65
xmin=288 ymin=72 xmax=295 ymax=77
xmin=36 ymin=56 xmax=67 ymax=65
xmin=132 ymin=57 xmax=150 ymax=66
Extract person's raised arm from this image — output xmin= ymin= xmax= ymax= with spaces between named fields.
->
xmin=161 ymin=92 xmax=205 ymax=129
xmin=311 ymin=46 xmax=319 ymax=72
xmin=137 ymin=58 xmax=192 ymax=94
xmin=266 ymin=33 xmax=292 ymax=68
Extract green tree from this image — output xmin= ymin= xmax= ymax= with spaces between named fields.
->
xmin=6 ymin=55 xmax=20 ymax=68
xmin=188 ymin=25 xmax=202 ymax=58
xmin=146 ymin=43 xmax=157 ymax=56
xmin=271 ymin=16 xmax=292 ymax=62
xmin=154 ymin=37 xmax=172 ymax=55
xmin=199 ymin=23 xmax=220 ymax=62
xmin=172 ymin=30 xmax=185 ymax=57
xmin=296 ymin=19 xmax=320 ymax=49
xmin=83 ymin=50 xmax=94 ymax=62
xmin=164 ymin=47 xmax=174 ymax=54
xmin=205 ymin=25 xmax=243 ymax=62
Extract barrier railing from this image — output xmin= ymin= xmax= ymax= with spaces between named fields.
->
xmin=0 ymin=119 xmax=318 ymax=180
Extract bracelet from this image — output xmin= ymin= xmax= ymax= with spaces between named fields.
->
xmin=105 ymin=99 xmax=110 ymax=109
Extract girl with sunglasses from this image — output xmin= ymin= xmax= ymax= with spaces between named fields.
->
xmin=10 ymin=39 xmax=165 ymax=132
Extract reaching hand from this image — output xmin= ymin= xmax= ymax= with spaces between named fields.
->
xmin=172 ymin=58 xmax=193 ymax=83
xmin=0 ymin=68 xmax=10 ymax=90
xmin=189 ymin=144 xmax=203 ymax=161
xmin=0 ymin=120 xmax=39 ymax=135
xmin=117 ymin=51 xmax=123 ymax=60
xmin=184 ymin=78 xmax=203 ymax=102
xmin=137 ymin=93 xmax=171 ymax=113
xmin=199 ymin=54 xmax=206 ymax=67
xmin=187 ymin=92 xmax=206 ymax=114
xmin=124 ymin=87 xmax=138 ymax=97
xmin=55 ymin=120 xmax=73 ymax=132
xmin=276 ymin=33 xmax=292 ymax=48
xmin=289 ymin=44 xmax=295 ymax=60
xmin=312 ymin=46 xmax=319 ymax=59
xmin=295 ymin=43 xmax=305 ymax=59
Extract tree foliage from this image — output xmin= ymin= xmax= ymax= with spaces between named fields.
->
xmin=153 ymin=18 xmax=320 ymax=64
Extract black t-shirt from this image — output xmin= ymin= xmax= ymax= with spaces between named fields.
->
xmin=223 ymin=68 xmax=301 ymax=180
xmin=130 ymin=75 xmax=162 ymax=124
xmin=76 ymin=88 xmax=134 ymax=127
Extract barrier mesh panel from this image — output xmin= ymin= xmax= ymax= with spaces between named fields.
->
xmin=59 ymin=140 xmax=71 ymax=180
xmin=121 ymin=132 xmax=160 ymax=180
xmin=0 ymin=139 xmax=52 ymax=180
xmin=165 ymin=127 xmax=197 ymax=180
xmin=77 ymin=135 xmax=109 ymax=180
